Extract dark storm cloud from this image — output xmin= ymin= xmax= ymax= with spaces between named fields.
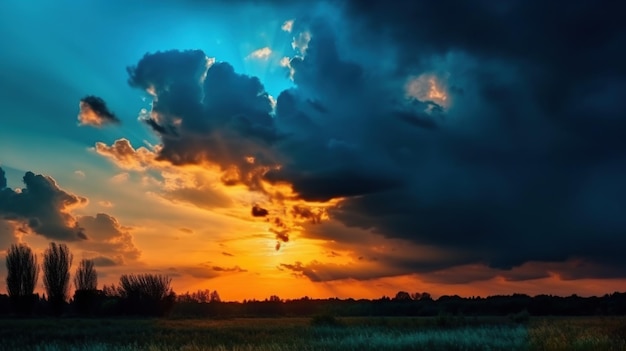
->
xmin=268 ymin=6 xmax=626 ymax=282
xmin=267 ymin=3 xmax=626 ymax=275
xmin=0 ymin=167 xmax=6 ymax=189
xmin=0 ymin=168 xmax=87 ymax=241
xmin=78 ymin=95 xmax=120 ymax=127
xmin=127 ymin=50 xmax=281 ymax=190
xmin=393 ymin=110 xmax=439 ymax=130
xmin=116 ymin=0 xmax=626 ymax=281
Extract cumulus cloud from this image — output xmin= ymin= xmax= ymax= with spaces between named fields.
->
xmin=78 ymin=95 xmax=120 ymax=127
xmin=125 ymin=50 xmax=280 ymax=191
xmin=76 ymin=213 xmax=141 ymax=264
xmin=0 ymin=168 xmax=87 ymax=240
xmin=0 ymin=168 xmax=140 ymax=267
xmin=95 ymin=138 xmax=156 ymax=171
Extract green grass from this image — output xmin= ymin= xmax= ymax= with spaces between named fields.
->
xmin=0 ymin=316 xmax=623 ymax=350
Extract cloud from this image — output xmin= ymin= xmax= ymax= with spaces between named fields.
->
xmin=0 ymin=167 xmax=6 ymax=189
xmin=247 ymin=47 xmax=272 ymax=60
xmin=269 ymin=14 xmax=626 ymax=275
xmin=95 ymin=138 xmax=156 ymax=171
xmin=291 ymin=31 xmax=311 ymax=55
xmin=78 ymin=95 xmax=120 ymax=127
xmin=76 ymin=213 xmax=141 ymax=264
xmin=95 ymin=1 xmax=626 ymax=282
xmin=281 ymin=19 xmax=294 ymax=32
xmin=251 ymin=204 xmax=268 ymax=217
xmin=182 ymin=266 xmax=220 ymax=279
xmin=212 ymin=265 xmax=246 ymax=273
xmin=73 ymin=170 xmax=86 ymax=179
xmin=179 ymin=263 xmax=247 ymax=279
xmin=0 ymin=219 xmax=19 ymax=249
xmin=98 ymin=200 xmax=114 ymax=208
xmin=163 ymin=186 xmax=232 ymax=210
xmin=91 ymin=255 xmax=118 ymax=267
xmin=109 ymin=172 xmax=130 ymax=184
xmin=0 ymin=168 xmax=87 ymax=241
xmin=125 ymin=50 xmax=280 ymax=191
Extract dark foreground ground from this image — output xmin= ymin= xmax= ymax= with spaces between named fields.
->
xmin=0 ymin=316 xmax=624 ymax=350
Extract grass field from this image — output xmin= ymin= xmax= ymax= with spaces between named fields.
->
xmin=0 ymin=316 xmax=624 ymax=350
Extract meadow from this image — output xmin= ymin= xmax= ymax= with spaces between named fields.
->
xmin=0 ymin=316 xmax=624 ymax=351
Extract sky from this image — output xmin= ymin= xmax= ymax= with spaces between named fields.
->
xmin=1 ymin=0 xmax=626 ymax=301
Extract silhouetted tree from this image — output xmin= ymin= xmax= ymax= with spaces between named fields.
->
xmin=5 ymin=244 xmax=39 ymax=315
xmin=102 ymin=284 xmax=119 ymax=297
xmin=268 ymin=295 xmax=281 ymax=302
xmin=43 ymin=242 xmax=73 ymax=315
xmin=73 ymin=259 xmax=97 ymax=290
xmin=412 ymin=292 xmax=432 ymax=301
xmin=210 ymin=290 xmax=221 ymax=303
xmin=73 ymin=259 xmax=98 ymax=316
xmin=394 ymin=291 xmax=412 ymax=301
xmin=117 ymin=274 xmax=175 ymax=316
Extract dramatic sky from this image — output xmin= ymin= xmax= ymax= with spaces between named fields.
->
xmin=1 ymin=0 xmax=625 ymax=301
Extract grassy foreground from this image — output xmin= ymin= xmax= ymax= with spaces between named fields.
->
xmin=0 ymin=316 xmax=624 ymax=350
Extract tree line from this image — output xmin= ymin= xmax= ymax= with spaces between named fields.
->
xmin=4 ymin=242 xmax=626 ymax=318
xmin=3 ymin=242 xmax=175 ymax=317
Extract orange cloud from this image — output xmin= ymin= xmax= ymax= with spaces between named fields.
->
xmin=77 ymin=96 xmax=120 ymax=127
xmin=76 ymin=213 xmax=141 ymax=265
xmin=94 ymin=138 xmax=157 ymax=171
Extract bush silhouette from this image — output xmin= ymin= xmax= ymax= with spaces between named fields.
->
xmin=117 ymin=274 xmax=175 ymax=316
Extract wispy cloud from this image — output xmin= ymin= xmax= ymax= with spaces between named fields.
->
xmin=247 ymin=47 xmax=272 ymax=60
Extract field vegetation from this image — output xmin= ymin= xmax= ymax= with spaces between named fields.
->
xmin=0 ymin=316 xmax=624 ymax=351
